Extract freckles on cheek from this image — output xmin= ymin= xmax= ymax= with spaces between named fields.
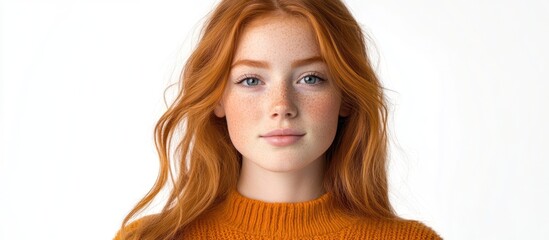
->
xmin=305 ymin=94 xmax=341 ymax=120
xmin=225 ymin=96 xmax=260 ymax=142
xmin=304 ymin=93 xmax=342 ymax=140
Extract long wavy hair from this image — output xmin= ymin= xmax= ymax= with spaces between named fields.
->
xmin=118 ymin=0 xmax=397 ymax=239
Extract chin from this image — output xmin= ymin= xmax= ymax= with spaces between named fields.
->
xmin=248 ymin=156 xmax=319 ymax=173
xmin=260 ymin=164 xmax=305 ymax=173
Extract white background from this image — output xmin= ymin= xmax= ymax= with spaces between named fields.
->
xmin=1 ymin=0 xmax=548 ymax=239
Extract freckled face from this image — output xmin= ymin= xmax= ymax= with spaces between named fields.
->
xmin=214 ymin=15 xmax=344 ymax=173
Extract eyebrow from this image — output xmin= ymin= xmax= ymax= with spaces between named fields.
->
xmin=231 ymin=56 xmax=324 ymax=69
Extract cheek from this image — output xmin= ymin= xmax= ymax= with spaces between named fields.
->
xmin=223 ymin=94 xmax=260 ymax=144
xmin=305 ymin=93 xmax=341 ymax=122
xmin=302 ymin=92 xmax=341 ymax=136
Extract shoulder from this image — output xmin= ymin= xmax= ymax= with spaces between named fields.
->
xmin=113 ymin=215 xmax=155 ymax=240
xmin=347 ymin=217 xmax=442 ymax=240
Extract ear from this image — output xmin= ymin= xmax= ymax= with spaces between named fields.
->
xmin=213 ymin=101 xmax=226 ymax=118
xmin=339 ymin=103 xmax=351 ymax=117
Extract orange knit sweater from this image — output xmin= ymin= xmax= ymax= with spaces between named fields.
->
xmin=116 ymin=190 xmax=441 ymax=239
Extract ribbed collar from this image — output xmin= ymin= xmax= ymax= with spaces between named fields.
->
xmin=213 ymin=189 xmax=359 ymax=237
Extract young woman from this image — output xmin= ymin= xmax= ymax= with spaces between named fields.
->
xmin=115 ymin=0 xmax=441 ymax=239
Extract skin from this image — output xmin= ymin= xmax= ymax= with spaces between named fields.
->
xmin=214 ymin=14 xmax=347 ymax=203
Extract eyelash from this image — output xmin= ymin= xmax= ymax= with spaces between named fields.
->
xmin=298 ymin=72 xmax=325 ymax=85
xmin=235 ymin=72 xmax=326 ymax=87
xmin=235 ymin=74 xmax=262 ymax=87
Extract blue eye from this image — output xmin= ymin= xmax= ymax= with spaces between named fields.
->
xmin=237 ymin=77 xmax=262 ymax=86
xmin=299 ymin=74 xmax=324 ymax=85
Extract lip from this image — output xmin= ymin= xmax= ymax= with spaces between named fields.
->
xmin=260 ymin=129 xmax=305 ymax=147
xmin=260 ymin=129 xmax=305 ymax=137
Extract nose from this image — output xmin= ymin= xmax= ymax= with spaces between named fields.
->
xmin=270 ymin=84 xmax=298 ymax=119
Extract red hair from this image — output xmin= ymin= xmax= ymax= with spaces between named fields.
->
xmin=118 ymin=0 xmax=396 ymax=239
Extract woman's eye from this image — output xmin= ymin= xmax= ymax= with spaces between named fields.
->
xmin=238 ymin=77 xmax=261 ymax=86
xmin=299 ymin=75 xmax=324 ymax=85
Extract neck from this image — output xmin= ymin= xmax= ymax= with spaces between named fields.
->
xmin=237 ymin=155 xmax=326 ymax=203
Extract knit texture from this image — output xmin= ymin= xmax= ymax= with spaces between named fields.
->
xmin=116 ymin=190 xmax=441 ymax=239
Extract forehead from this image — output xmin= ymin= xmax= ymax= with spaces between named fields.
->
xmin=233 ymin=14 xmax=321 ymax=63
